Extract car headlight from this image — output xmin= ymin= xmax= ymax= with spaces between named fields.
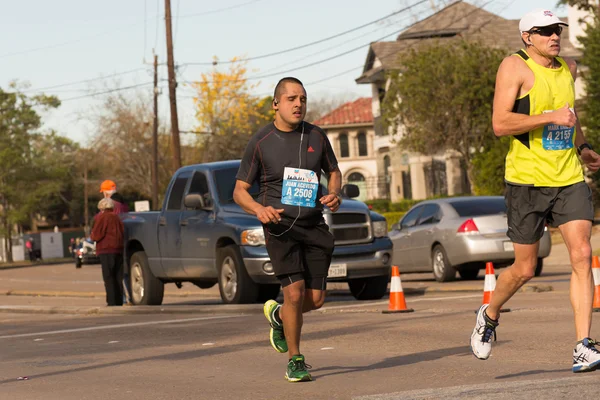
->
xmin=372 ymin=220 xmax=388 ymax=237
xmin=241 ymin=228 xmax=265 ymax=246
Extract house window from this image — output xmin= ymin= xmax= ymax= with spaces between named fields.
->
xmin=357 ymin=132 xmax=367 ymax=156
xmin=339 ymin=133 xmax=349 ymax=158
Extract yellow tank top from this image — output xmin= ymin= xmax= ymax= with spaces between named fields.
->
xmin=504 ymin=49 xmax=583 ymax=187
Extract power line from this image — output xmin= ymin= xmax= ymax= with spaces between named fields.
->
xmin=21 ymin=68 xmax=148 ymax=94
xmin=177 ymin=0 xmax=263 ymax=19
xmin=59 ymin=82 xmax=154 ymax=102
xmin=307 ymin=0 xmax=498 ymax=87
xmin=178 ymin=0 xmax=429 ymax=66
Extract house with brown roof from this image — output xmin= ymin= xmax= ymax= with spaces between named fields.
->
xmin=313 ymin=98 xmax=388 ymax=201
xmin=355 ymin=0 xmax=584 ymax=201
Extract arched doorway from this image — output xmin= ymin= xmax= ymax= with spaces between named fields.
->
xmin=347 ymin=172 xmax=367 ymax=202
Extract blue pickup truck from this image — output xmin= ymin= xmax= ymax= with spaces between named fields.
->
xmin=123 ymin=160 xmax=393 ymax=305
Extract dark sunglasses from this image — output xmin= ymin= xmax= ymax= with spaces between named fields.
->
xmin=529 ymin=25 xmax=563 ymax=37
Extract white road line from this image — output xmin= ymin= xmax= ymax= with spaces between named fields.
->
xmin=0 ymin=315 xmax=245 ymax=340
xmin=321 ymin=294 xmax=481 ymax=311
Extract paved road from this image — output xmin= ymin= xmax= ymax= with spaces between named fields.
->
xmin=1 ymin=290 xmax=599 ymax=399
xmin=1 ymin=236 xmax=600 ymax=399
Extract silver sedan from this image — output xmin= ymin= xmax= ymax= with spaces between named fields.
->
xmin=389 ymin=196 xmax=552 ymax=282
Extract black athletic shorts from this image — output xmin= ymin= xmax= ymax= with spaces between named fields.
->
xmin=264 ymin=221 xmax=334 ymax=289
xmin=505 ymin=181 xmax=593 ymax=244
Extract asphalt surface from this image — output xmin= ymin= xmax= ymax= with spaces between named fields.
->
xmin=1 ymin=235 xmax=600 ymax=399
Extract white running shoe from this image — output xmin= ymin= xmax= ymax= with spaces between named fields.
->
xmin=572 ymin=338 xmax=600 ymax=373
xmin=470 ymin=304 xmax=499 ymax=360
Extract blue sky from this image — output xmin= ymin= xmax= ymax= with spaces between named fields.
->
xmin=2 ymin=0 xmax=567 ymax=145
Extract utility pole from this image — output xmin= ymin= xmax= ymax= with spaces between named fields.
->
xmin=152 ymin=53 xmax=159 ymax=210
xmin=165 ymin=0 xmax=181 ymax=171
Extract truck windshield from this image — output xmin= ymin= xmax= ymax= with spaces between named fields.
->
xmin=214 ymin=167 xmax=259 ymax=204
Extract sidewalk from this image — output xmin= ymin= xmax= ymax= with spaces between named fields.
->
xmin=2 ymin=230 xmax=595 ymax=315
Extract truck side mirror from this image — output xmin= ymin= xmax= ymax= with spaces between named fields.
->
xmin=341 ymin=184 xmax=360 ymax=199
xmin=184 ymin=194 xmax=205 ymax=210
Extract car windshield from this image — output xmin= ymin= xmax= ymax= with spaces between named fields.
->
xmin=214 ymin=167 xmax=259 ymax=204
xmin=448 ymin=198 xmax=506 ymax=217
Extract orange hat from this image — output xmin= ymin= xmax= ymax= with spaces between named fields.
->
xmin=99 ymin=180 xmax=117 ymax=193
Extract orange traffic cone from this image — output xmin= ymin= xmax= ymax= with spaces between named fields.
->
xmin=592 ymin=256 xmax=600 ymax=313
xmin=478 ymin=262 xmax=510 ymax=313
xmin=382 ymin=265 xmax=414 ymax=314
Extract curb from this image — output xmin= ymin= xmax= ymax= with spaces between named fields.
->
xmin=1 ymin=290 xmax=218 ymax=299
xmin=0 ymin=259 xmax=73 ymax=271
xmin=0 ymin=304 xmax=263 ymax=315
xmin=403 ymin=284 xmax=553 ymax=295
xmin=1 ymin=284 xmax=553 ymax=300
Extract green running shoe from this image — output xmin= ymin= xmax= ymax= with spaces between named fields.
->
xmin=286 ymin=354 xmax=312 ymax=382
xmin=263 ymin=300 xmax=287 ymax=353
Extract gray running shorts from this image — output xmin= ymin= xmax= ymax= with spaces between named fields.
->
xmin=505 ymin=181 xmax=593 ymax=244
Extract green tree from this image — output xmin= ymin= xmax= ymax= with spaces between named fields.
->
xmin=0 ymin=83 xmax=60 ymax=261
xmin=382 ymin=39 xmax=506 ymax=192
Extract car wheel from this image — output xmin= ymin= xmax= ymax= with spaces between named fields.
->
xmin=458 ymin=268 xmax=479 ymax=280
xmin=432 ymin=245 xmax=455 ymax=282
xmin=130 ymin=251 xmax=164 ymax=305
xmin=348 ymin=275 xmax=389 ymax=300
xmin=217 ymin=245 xmax=259 ymax=304
xmin=534 ymin=258 xmax=543 ymax=277
xmin=257 ymin=284 xmax=281 ymax=303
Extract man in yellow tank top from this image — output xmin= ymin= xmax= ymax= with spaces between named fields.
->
xmin=470 ymin=8 xmax=600 ymax=373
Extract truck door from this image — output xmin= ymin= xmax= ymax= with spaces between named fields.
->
xmin=157 ymin=170 xmax=191 ymax=278
xmin=180 ymin=171 xmax=216 ymax=278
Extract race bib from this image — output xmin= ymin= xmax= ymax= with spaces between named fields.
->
xmin=542 ymin=109 xmax=575 ymax=151
xmin=281 ymin=167 xmax=318 ymax=208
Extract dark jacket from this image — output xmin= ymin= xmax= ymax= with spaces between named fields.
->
xmin=91 ymin=210 xmax=124 ymax=254
xmin=110 ymin=193 xmax=129 ymax=215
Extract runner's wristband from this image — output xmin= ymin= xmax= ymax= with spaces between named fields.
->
xmin=577 ymin=143 xmax=593 ymax=155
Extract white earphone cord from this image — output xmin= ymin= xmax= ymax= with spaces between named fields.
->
xmin=269 ymin=122 xmax=304 ymax=237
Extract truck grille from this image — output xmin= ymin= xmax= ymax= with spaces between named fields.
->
xmin=326 ymin=212 xmax=372 ymax=245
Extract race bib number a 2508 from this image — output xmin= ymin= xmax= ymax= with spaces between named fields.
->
xmin=281 ymin=167 xmax=318 ymax=208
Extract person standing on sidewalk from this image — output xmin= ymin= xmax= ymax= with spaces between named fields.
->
xmin=470 ymin=9 xmax=600 ymax=372
xmin=233 ymin=77 xmax=342 ymax=382
xmin=99 ymin=180 xmax=132 ymax=305
xmin=91 ymin=198 xmax=125 ymax=306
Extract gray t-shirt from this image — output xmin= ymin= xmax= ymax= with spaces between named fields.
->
xmin=236 ymin=121 xmax=338 ymax=226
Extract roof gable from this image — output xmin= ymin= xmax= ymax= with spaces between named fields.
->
xmin=313 ymin=97 xmax=373 ymax=126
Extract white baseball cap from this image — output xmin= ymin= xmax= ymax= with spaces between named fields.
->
xmin=519 ymin=9 xmax=568 ymax=33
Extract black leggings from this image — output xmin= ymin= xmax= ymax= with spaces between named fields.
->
xmin=99 ymin=254 xmax=124 ymax=306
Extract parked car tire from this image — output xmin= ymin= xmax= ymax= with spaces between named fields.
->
xmin=458 ymin=268 xmax=479 ymax=280
xmin=217 ymin=245 xmax=259 ymax=304
xmin=75 ymin=259 xmax=82 ymax=269
xmin=130 ymin=251 xmax=164 ymax=305
xmin=348 ymin=276 xmax=389 ymax=300
xmin=432 ymin=245 xmax=456 ymax=282
xmin=257 ymin=284 xmax=281 ymax=303
xmin=535 ymin=258 xmax=543 ymax=277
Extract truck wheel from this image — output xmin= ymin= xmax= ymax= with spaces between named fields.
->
xmin=257 ymin=284 xmax=281 ymax=303
xmin=348 ymin=276 xmax=389 ymax=300
xmin=534 ymin=258 xmax=543 ymax=277
xmin=130 ymin=251 xmax=164 ymax=305
xmin=432 ymin=245 xmax=456 ymax=282
xmin=217 ymin=245 xmax=259 ymax=304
